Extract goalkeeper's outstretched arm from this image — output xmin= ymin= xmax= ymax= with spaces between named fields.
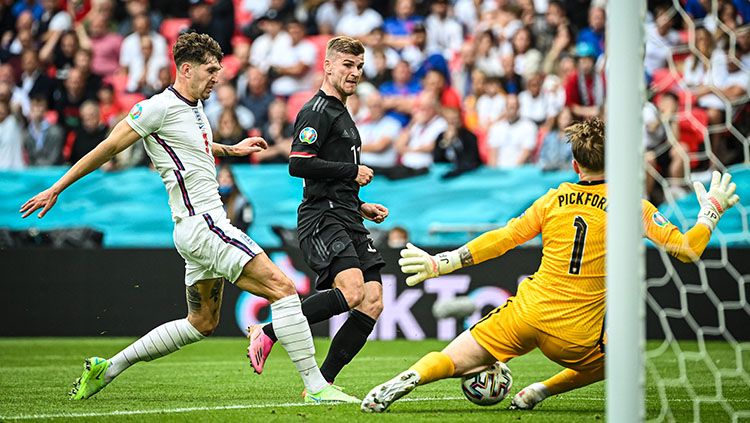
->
xmin=398 ymin=196 xmax=545 ymax=286
xmin=645 ymin=171 xmax=740 ymax=263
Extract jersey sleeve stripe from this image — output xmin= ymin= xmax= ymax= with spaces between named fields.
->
xmin=202 ymin=213 xmax=256 ymax=257
xmin=289 ymin=152 xmax=316 ymax=158
xmin=173 ymin=170 xmax=195 ymax=216
xmin=152 ymin=133 xmax=185 ymax=170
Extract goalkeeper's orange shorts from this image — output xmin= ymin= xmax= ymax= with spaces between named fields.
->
xmin=469 ymin=296 xmax=605 ymax=372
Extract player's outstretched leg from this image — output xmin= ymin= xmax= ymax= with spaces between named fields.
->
xmin=362 ymin=330 xmax=495 ymax=412
xmin=69 ymin=280 xmax=218 ymax=400
xmin=510 ymin=365 xmax=604 ymax=410
xmin=238 ymin=254 xmax=359 ymax=404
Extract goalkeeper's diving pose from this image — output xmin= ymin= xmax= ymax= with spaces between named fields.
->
xmin=361 ymin=117 xmax=740 ymax=413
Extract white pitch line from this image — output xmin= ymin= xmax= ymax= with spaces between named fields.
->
xmin=1 ymin=396 xmax=465 ymax=421
xmin=4 ymin=395 xmax=748 ymax=420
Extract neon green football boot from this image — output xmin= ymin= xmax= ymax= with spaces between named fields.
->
xmin=69 ymin=357 xmax=110 ymax=400
xmin=304 ymin=384 xmax=360 ymax=404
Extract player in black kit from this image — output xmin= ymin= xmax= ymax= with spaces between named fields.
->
xmin=247 ymin=36 xmax=389 ymax=397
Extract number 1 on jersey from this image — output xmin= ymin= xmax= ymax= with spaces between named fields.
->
xmin=568 ymin=216 xmax=588 ymax=275
xmin=351 ymin=145 xmax=360 ymax=165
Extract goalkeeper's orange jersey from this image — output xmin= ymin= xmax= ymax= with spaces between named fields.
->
xmin=466 ymin=180 xmax=711 ymax=347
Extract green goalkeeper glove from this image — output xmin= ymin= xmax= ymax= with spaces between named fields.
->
xmin=398 ymin=243 xmax=462 ymax=286
xmin=693 ymin=171 xmax=740 ymax=231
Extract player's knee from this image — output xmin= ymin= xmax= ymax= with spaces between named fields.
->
xmin=266 ymin=274 xmax=297 ymax=301
xmin=339 ymin=283 xmax=365 ymax=308
xmin=360 ymin=295 xmax=383 ymax=319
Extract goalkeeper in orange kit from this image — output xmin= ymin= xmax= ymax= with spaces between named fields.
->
xmin=361 ymin=117 xmax=740 ymax=413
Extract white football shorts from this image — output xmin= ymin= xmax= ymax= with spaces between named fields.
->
xmin=173 ymin=206 xmax=264 ymax=285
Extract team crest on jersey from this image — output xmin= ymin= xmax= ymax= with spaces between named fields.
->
xmin=129 ymin=103 xmax=142 ymax=120
xmin=299 ymin=127 xmax=318 ymax=144
xmin=652 ymin=211 xmax=669 ymax=227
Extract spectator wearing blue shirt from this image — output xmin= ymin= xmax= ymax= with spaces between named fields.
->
xmin=383 ymin=0 xmax=423 ymax=49
xmin=684 ymin=0 xmax=709 ymax=19
xmin=380 ymin=60 xmax=421 ymax=126
xmin=538 ymin=107 xmax=574 ymax=171
xmin=576 ymin=5 xmax=605 ymax=58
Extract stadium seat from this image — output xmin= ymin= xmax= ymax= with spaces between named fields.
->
xmin=160 ymin=18 xmax=191 ymax=47
xmin=106 ymin=73 xmax=129 ymax=95
xmin=306 ymin=35 xmax=332 ymax=72
xmin=117 ymin=92 xmax=146 ymax=111
xmin=287 ymin=90 xmax=316 ymax=122
xmin=233 ymin=0 xmax=253 ymax=29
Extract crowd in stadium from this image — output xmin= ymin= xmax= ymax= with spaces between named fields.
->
xmin=0 ymin=0 xmax=748 ymax=203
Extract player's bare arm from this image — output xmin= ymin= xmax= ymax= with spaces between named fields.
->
xmin=19 ymin=120 xmax=142 ymax=219
xmin=212 ymin=137 xmax=268 ymax=157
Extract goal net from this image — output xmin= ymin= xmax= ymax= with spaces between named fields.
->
xmin=641 ymin=1 xmax=750 ymax=421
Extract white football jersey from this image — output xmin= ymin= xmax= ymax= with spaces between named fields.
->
xmin=126 ymin=86 xmax=222 ymax=220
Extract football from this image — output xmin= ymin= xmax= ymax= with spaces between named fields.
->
xmin=460 ymin=361 xmax=513 ymax=406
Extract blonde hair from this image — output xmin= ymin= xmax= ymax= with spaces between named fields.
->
xmin=566 ymin=117 xmax=605 ymax=172
xmin=326 ymin=36 xmax=365 ymax=59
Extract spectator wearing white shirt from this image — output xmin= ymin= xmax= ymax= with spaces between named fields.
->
xmin=359 ymin=92 xmax=402 ymax=169
xmin=268 ymin=20 xmax=317 ymax=97
xmin=511 ymin=26 xmax=542 ymax=77
xmin=401 ymin=22 xmax=429 ymax=71
xmin=120 ymin=13 xmax=168 ymax=89
xmin=644 ymin=6 xmax=680 ymax=77
xmin=13 ymin=50 xmax=55 ymax=117
xmin=363 ymin=26 xmax=401 ymax=81
xmin=487 ymin=94 xmax=537 ymax=169
xmin=39 ymin=0 xmax=72 ymax=41
xmin=519 ymin=72 xmax=558 ymax=128
xmin=0 ymin=97 xmax=27 ymax=170
xmin=475 ymin=76 xmax=506 ymax=130
xmin=682 ymin=27 xmax=730 ymax=162
xmin=250 ymin=13 xmax=291 ymax=73
xmin=205 ymin=83 xmax=256 ymax=131
xmin=642 ymin=92 xmax=686 ymax=201
xmin=335 ymin=0 xmax=383 ymax=37
xmin=316 ymin=0 xmax=355 ymax=35
xmin=424 ymin=0 xmax=464 ymax=58
xmin=396 ymin=91 xmax=448 ymax=170
xmin=129 ymin=35 xmax=170 ymax=96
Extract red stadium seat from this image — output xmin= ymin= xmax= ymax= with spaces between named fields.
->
xmin=287 ymin=90 xmax=315 ymax=122
xmin=106 ymin=73 xmax=129 ymax=95
xmin=160 ymin=18 xmax=191 ymax=47
xmin=233 ymin=0 xmax=253 ymax=29
xmin=118 ymin=92 xmax=146 ymax=111
xmin=306 ymin=35 xmax=332 ymax=71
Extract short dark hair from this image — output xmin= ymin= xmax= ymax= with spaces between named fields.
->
xmin=326 ymin=36 xmax=365 ymax=59
xmin=172 ymin=32 xmax=223 ymax=67
xmin=566 ymin=117 xmax=605 ymax=172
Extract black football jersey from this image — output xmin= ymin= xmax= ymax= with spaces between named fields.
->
xmin=290 ymin=90 xmax=367 ymax=237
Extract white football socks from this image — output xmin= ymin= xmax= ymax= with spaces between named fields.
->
xmin=271 ymin=294 xmax=329 ymax=394
xmin=104 ymin=318 xmax=204 ymax=383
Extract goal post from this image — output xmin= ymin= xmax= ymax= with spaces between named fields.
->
xmin=605 ymin=0 xmax=647 ymax=422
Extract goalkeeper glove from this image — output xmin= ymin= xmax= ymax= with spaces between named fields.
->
xmin=398 ymin=243 xmax=462 ymax=286
xmin=693 ymin=170 xmax=740 ymax=231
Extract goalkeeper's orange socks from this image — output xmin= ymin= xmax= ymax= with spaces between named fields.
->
xmin=409 ymin=351 xmax=456 ymax=385
xmin=541 ymin=366 xmax=604 ymax=396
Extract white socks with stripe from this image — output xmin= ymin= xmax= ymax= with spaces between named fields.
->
xmin=271 ymin=294 xmax=329 ymax=394
xmin=104 ymin=318 xmax=204 ymax=383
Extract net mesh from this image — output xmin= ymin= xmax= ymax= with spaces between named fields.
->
xmin=643 ymin=1 xmax=750 ymax=421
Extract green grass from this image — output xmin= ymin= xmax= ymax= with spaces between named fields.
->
xmin=0 ymin=338 xmax=747 ymax=422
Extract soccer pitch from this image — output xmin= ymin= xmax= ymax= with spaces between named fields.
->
xmin=0 ymin=338 xmax=745 ymax=422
